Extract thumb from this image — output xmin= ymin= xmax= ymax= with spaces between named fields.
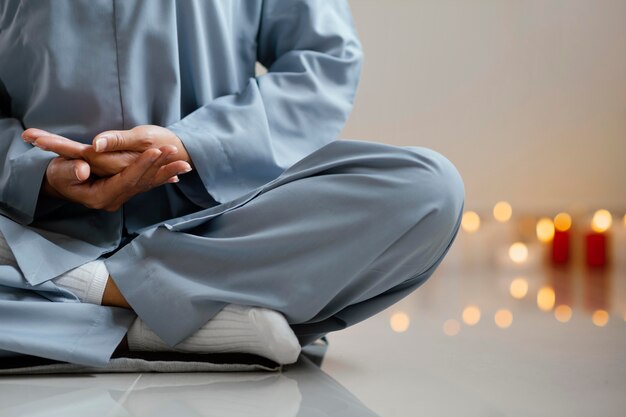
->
xmin=93 ymin=130 xmax=137 ymax=153
xmin=64 ymin=159 xmax=91 ymax=183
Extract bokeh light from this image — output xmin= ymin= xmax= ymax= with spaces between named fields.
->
xmin=537 ymin=286 xmax=556 ymax=311
xmin=390 ymin=312 xmax=410 ymax=333
xmin=509 ymin=277 xmax=529 ymax=299
xmin=554 ymin=305 xmax=573 ymax=323
xmin=592 ymin=310 xmax=609 ymax=327
xmin=494 ymin=309 xmax=513 ymax=329
xmin=443 ymin=319 xmax=461 ymax=336
xmin=536 ymin=218 xmax=555 ymax=243
xmin=462 ymin=305 xmax=481 ymax=326
xmin=493 ymin=201 xmax=513 ymax=223
xmin=462 ymin=211 xmax=480 ymax=233
xmin=509 ymin=242 xmax=528 ymax=264
xmin=554 ymin=213 xmax=572 ymax=232
xmin=591 ymin=209 xmax=612 ymax=233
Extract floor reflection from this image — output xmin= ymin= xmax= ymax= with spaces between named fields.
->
xmin=1 ymin=212 xmax=625 ymax=417
xmin=436 ymin=214 xmax=626 ymax=333
xmin=0 ymin=354 xmax=379 ymax=417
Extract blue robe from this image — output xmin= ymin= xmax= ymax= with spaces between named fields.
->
xmin=0 ymin=0 xmax=464 ymax=366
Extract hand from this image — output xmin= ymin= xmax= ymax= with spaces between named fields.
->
xmin=23 ymin=125 xmax=192 ymax=177
xmin=92 ymin=125 xmax=191 ymax=165
xmin=43 ymin=147 xmax=189 ymax=212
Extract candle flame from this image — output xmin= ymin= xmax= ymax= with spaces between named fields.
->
xmin=462 ymin=305 xmax=481 ymax=326
xmin=537 ymin=286 xmax=556 ymax=311
xmin=443 ymin=319 xmax=461 ymax=336
xmin=461 ymin=211 xmax=480 ymax=233
xmin=536 ymin=218 xmax=555 ymax=242
xmin=390 ymin=312 xmax=410 ymax=333
xmin=554 ymin=305 xmax=572 ymax=323
xmin=592 ymin=310 xmax=609 ymax=327
xmin=510 ymin=277 xmax=529 ymax=299
xmin=494 ymin=309 xmax=513 ymax=329
xmin=591 ymin=209 xmax=612 ymax=233
xmin=509 ymin=242 xmax=528 ymax=264
xmin=554 ymin=213 xmax=572 ymax=232
xmin=493 ymin=201 xmax=512 ymax=223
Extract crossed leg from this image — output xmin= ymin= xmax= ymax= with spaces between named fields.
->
xmin=103 ymin=139 xmax=465 ymax=348
xmin=0 ymin=139 xmax=463 ymax=366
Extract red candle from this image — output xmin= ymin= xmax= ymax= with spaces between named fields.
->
xmin=552 ymin=230 xmax=570 ymax=264
xmin=586 ymin=232 xmax=607 ymax=267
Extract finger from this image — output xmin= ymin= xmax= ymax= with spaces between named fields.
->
xmin=135 ymin=145 xmax=179 ymax=188
xmin=93 ymin=129 xmax=148 ymax=153
xmin=69 ymin=159 xmax=91 ymax=183
xmin=51 ymin=158 xmax=91 ymax=184
xmin=98 ymin=148 xmax=162 ymax=208
xmin=115 ymin=148 xmax=163 ymax=189
xmin=44 ymin=158 xmax=94 ymax=204
xmin=32 ymin=135 xmax=89 ymax=159
xmin=152 ymin=160 xmax=193 ymax=185
xmin=86 ymin=150 xmax=141 ymax=177
xmin=22 ymin=128 xmax=53 ymax=142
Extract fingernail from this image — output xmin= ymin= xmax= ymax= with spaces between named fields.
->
xmin=95 ymin=137 xmax=108 ymax=152
xmin=169 ymin=176 xmax=180 ymax=183
xmin=182 ymin=165 xmax=192 ymax=173
xmin=74 ymin=167 xmax=80 ymax=179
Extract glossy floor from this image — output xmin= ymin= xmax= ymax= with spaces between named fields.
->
xmin=1 ymin=222 xmax=625 ymax=416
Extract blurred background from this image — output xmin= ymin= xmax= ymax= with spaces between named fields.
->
xmin=342 ymin=0 xmax=626 ymax=214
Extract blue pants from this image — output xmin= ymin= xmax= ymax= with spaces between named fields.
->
xmin=0 ymin=139 xmax=464 ymax=366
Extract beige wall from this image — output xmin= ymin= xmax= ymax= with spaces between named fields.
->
xmin=343 ymin=0 xmax=626 ymax=213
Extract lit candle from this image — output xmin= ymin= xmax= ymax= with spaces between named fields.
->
xmin=585 ymin=209 xmax=612 ymax=267
xmin=552 ymin=213 xmax=572 ymax=265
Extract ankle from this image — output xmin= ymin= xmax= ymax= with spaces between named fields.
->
xmin=102 ymin=277 xmax=132 ymax=309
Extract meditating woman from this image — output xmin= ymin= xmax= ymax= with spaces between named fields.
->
xmin=0 ymin=0 xmax=464 ymax=366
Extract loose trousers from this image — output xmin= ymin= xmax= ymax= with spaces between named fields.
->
xmin=0 ymin=139 xmax=464 ymax=366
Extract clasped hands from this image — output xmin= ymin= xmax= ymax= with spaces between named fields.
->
xmin=22 ymin=125 xmax=193 ymax=212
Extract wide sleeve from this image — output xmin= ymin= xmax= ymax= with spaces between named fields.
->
xmin=0 ymin=83 xmax=57 ymax=225
xmin=167 ymin=0 xmax=363 ymax=204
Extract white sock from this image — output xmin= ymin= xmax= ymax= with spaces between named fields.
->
xmin=52 ymin=260 xmax=109 ymax=305
xmin=0 ymin=231 xmax=17 ymax=267
xmin=1 ymin=231 xmax=108 ymax=304
xmin=127 ymin=304 xmax=301 ymax=364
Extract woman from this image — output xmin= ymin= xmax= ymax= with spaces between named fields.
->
xmin=0 ymin=0 xmax=464 ymax=367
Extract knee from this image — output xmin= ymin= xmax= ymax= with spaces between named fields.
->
xmin=327 ymin=139 xmax=465 ymax=246
xmin=405 ymin=146 xmax=465 ymax=222
xmin=390 ymin=146 xmax=465 ymax=263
